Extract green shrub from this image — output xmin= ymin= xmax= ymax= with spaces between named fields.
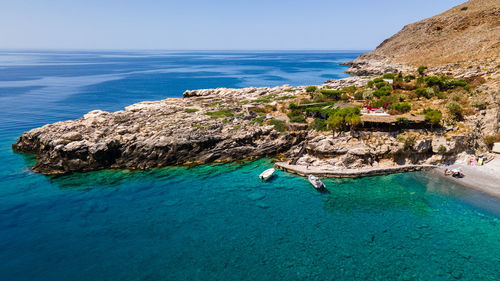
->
xmin=287 ymin=109 xmax=303 ymax=118
xmin=184 ymin=108 xmax=199 ymax=113
xmin=471 ymin=100 xmax=487 ymax=110
xmin=389 ymin=102 xmax=411 ymax=113
xmin=205 ymin=109 xmax=234 ymax=119
xmin=290 ymin=116 xmax=307 ymax=123
xmin=373 ymin=78 xmax=384 ymax=83
xmin=417 ymin=65 xmax=427 ymax=75
xmin=415 ymin=87 xmax=432 ymax=99
xmin=268 ymin=119 xmax=288 ymax=132
xmin=383 ymin=73 xmax=395 ymax=79
xmin=375 ymin=81 xmax=387 ymax=89
xmin=344 ymin=86 xmax=357 ymax=93
xmin=319 ymin=89 xmax=344 ymax=99
xmin=373 ymin=86 xmax=393 ymax=97
xmin=423 ymin=109 xmax=442 ymax=127
xmin=354 ymin=91 xmax=364 ymax=100
xmin=309 ymin=118 xmax=328 ymax=131
xmin=250 ymin=116 xmax=265 ymax=125
xmin=305 ymin=86 xmax=317 ymax=93
xmin=289 ymin=102 xmax=298 ymax=110
xmin=367 ymin=80 xmax=374 ymax=88
xmin=363 ymin=91 xmax=374 ymax=100
xmin=436 ymin=92 xmax=447 ymax=99
xmin=446 ymin=102 xmax=463 ymax=121
xmin=396 ymin=117 xmax=409 ymax=127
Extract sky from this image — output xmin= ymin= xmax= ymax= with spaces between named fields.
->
xmin=0 ymin=0 xmax=466 ymax=50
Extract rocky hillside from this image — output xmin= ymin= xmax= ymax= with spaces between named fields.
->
xmin=348 ymin=0 xmax=500 ymax=74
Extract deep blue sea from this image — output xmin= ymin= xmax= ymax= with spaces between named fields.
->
xmin=0 ymin=51 xmax=499 ymax=281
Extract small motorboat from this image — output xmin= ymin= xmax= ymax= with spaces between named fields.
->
xmin=259 ymin=168 xmax=275 ymax=181
xmin=451 ymin=168 xmax=464 ymax=178
xmin=308 ymin=175 xmax=326 ymax=191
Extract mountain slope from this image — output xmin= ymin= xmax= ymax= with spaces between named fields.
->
xmin=352 ymin=0 xmax=500 ymax=68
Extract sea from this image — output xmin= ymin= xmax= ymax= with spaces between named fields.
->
xmin=0 ymin=50 xmax=499 ymax=281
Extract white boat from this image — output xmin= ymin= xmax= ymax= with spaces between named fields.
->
xmin=259 ymin=168 xmax=275 ymax=181
xmin=308 ymin=175 xmax=326 ymax=191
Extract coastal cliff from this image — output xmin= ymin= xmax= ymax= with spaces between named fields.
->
xmin=13 ymin=0 xmax=500 ymax=176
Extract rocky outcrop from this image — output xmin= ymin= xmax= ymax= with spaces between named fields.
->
xmin=13 ymin=86 xmax=308 ymax=175
xmin=285 ymin=131 xmax=477 ymax=172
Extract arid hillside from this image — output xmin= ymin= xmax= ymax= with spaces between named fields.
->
xmin=357 ymin=0 xmax=500 ymax=67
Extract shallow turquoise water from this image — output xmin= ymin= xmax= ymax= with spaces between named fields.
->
xmin=1 ymin=51 xmax=499 ymax=280
xmin=1 ymin=158 xmax=500 ymax=280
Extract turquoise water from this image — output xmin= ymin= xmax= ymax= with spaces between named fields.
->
xmin=1 ymin=51 xmax=499 ymax=280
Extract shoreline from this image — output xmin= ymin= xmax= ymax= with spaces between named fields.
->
xmin=274 ymin=162 xmax=437 ymax=178
xmin=429 ymin=156 xmax=500 ymax=199
xmin=275 ymin=157 xmax=500 ymax=200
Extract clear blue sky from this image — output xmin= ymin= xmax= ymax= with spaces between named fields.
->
xmin=0 ymin=0 xmax=466 ymax=50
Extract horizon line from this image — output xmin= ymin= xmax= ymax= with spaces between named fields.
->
xmin=0 ymin=48 xmax=372 ymax=53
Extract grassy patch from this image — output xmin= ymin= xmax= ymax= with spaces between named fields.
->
xmin=205 ymin=109 xmax=234 ymax=119
xmin=268 ymin=119 xmax=288 ymax=132
xmin=184 ymin=108 xmax=199 ymax=113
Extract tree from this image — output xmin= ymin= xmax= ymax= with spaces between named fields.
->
xmin=417 ymin=65 xmax=428 ymax=76
xmin=326 ymin=107 xmax=361 ymax=135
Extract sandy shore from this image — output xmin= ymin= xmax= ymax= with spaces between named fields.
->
xmin=274 ymin=162 xmax=436 ymax=178
xmin=430 ymin=156 xmax=500 ymax=198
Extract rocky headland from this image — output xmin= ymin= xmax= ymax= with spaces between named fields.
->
xmin=13 ymin=0 xmax=500 ymax=178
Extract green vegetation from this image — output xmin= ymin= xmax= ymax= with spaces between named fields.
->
xmin=276 ymin=95 xmax=295 ymax=101
xmin=289 ymin=116 xmax=307 ymax=123
xmin=250 ymin=116 xmax=265 ymax=125
xmin=305 ymin=86 xmax=317 ymax=93
xmin=438 ymin=145 xmax=447 ymax=154
xmin=422 ymin=109 xmax=443 ymax=127
xmin=184 ymin=108 xmax=199 ymax=113
xmin=326 ymin=107 xmax=361 ymax=133
xmin=388 ymin=102 xmax=411 ymax=114
xmin=417 ymin=66 xmax=428 ymax=76
xmin=208 ymin=101 xmax=224 ymax=107
xmin=268 ymin=119 xmax=288 ymax=132
xmin=383 ymin=73 xmax=395 ymax=79
xmin=445 ymin=102 xmax=463 ymax=121
xmin=484 ymin=133 xmax=500 ymax=149
xmin=309 ymin=118 xmax=328 ymax=131
xmin=205 ymin=109 xmax=234 ymax=119
xmin=471 ymin=99 xmax=487 ymax=110
xmin=254 ymin=94 xmax=277 ymax=103
xmin=404 ymin=75 xmax=415 ymax=82
xmin=319 ymin=89 xmax=344 ymax=99
xmin=229 ymin=125 xmax=241 ymax=132
xmin=403 ymin=136 xmax=416 ymax=151
xmin=373 ymin=86 xmax=393 ymax=98
xmin=354 ymin=91 xmax=364 ymax=100
xmin=423 ymin=76 xmax=469 ymax=91
xmin=192 ymin=123 xmax=206 ymax=130
xmin=375 ymin=81 xmax=387 ymax=89
xmin=367 ymin=80 xmax=374 ymax=88
xmin=396 ymin=117 xmax=409 ymax=127
xmin=415 ymin=87 xmax=433 ymax=99
xmin=436 ymin=92 xmax=447 ymax=99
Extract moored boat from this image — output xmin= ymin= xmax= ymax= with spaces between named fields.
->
xmin=308 ymin=175 xmax=326 ymax=191
xmin=259 ymin=168 xmax=275 ymax=181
